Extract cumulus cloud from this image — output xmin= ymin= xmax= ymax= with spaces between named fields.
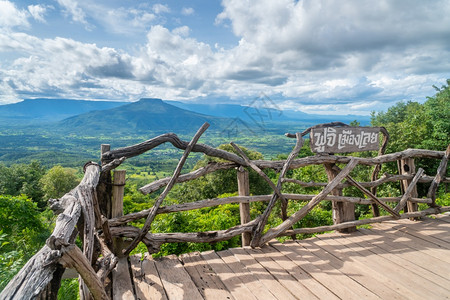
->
xmin=0 ymin=1 xmax=30 ymax=29
xmin=1 ymin=0 xmax=449 ymax=114
xmin=181 ymin=7 xmax=194 ymax=16
xmin=28 ymin=5 xmax=50 ymax=23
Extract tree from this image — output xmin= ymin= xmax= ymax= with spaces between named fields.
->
xmin=40 ymin=165 xmax=79 ymax=199
xmin=0 ymin=161 xmax=46 ymax=208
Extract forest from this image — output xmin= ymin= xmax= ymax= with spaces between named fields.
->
xmin=0 ymin=80 xmax=449 ymax=298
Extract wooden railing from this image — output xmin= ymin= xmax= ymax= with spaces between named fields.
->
xmin=1 ymin=122 xmax=449 ymax=300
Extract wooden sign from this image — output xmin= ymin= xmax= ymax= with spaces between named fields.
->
xmin=310 ymin=126 xmax=381 ymax=153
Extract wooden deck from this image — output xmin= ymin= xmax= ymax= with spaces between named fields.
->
xmin=113 ymin=213 xmax=450 ymax=300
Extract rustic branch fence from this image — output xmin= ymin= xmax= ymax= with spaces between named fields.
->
xmin=1 ymin=122 xmax=449 ymax=300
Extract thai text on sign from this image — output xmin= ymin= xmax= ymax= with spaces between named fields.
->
xmin=310 ymin=127 xmax=381 ymax=153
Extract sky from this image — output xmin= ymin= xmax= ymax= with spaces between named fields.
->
xmin=0 ymin=0 xmax=449 ymax=115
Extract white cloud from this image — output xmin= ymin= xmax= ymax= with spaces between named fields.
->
xmin=181 ymin=7 xmax=194 ymax=16
xmin=152 ymin=4 xmax=170 ymax=14
xmin=56 ymin=0 xmax=88 ymax=25
xmin=27 ymin=5 xmax=49 ymax=23
xmin=0 ymin=1 xmax=30 ymax=29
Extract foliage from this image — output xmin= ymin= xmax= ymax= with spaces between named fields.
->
xmin=169 ymin=144 xmax=273 ymax=203
xmin=371 ymin=80 xmax=449 ymax=153
xmin=40 ymin=165 xmax=79 ymax=199
xmin=0 ymin=195 xmax=51 ymax=291
xmin=0 ymin=161 xmax=46 ymax=209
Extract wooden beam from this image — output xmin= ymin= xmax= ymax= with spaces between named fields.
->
xmin=428 ymin=144 xmax=450 ymax=206
xmin=394 ymin=168 xmax=425 ymax=213
xmin=237 ymin=167 xmax=251 ymax=246
xmin=123 ymin=123 xmax=209 ymax=256
xmin=259 ymin=159 xmax=359 ymax=246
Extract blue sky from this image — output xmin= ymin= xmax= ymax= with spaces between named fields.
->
xmin=1 ymin=0 xmax=449 ymax=115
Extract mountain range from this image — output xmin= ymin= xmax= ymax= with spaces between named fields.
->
xmin=0 ymin=98 xmax=371 ymax=134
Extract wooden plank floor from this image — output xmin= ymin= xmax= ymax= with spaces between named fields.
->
xmin=115 ymin=213 xmax=450 ymax=299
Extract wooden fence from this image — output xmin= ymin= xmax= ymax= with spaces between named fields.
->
xmin=1 ymin=122 xmax=449 ymax=300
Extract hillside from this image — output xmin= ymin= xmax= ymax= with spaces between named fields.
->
xmin=0 ymin=98 xmax=127 ymax=125
xmin=56 ymin=98 xmax=228 ymax=135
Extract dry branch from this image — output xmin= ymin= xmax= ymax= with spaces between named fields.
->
xmin=102 ymin=132 xmax=246 ymax=166
xmin=428 ymin=144 xmax=450 ymax=206
xmin=259 ymin=159 xmax=359 ymax=246
xmin=251 ymin=133 xmax=303 ymax=247
xmin=394 ymin=168 xmax=425 ymax=213
xmin=123 ymin=123 xmax=209 ymax=256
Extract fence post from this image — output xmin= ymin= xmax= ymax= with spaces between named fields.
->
xmin=98 ymin=144 xmax=112 ymax=218
xmin=399 ymin=158 xmax=419 ymax=220
xmin=324 ymin=163 xmax=356 ymax=233
xmin=237 ymin=166 xmax=251 ymax=246
xmin=112 ymin=169 xmax=126 ymax=255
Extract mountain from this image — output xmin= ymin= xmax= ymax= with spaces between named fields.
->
xmin=56 ymin=98 xmax=228 ymax=134
xmin=167 ymin=101 xmax=371 ymax=125
xmin=0 ymin=98 xmax=127 ymax=125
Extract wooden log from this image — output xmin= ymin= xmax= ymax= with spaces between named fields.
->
xmin=112 ymin=170 xmax=126 ymax=257
xmin=230 ymin=142 xmax=286 ymax=202
xmin=282 ymin=173 xmax=449 ymax=188
xmin=325 ymin=162 xmax=355 ymax=233
xmin=108 ymin=193 xmax=431 ymax=227
xmin=394 ymin=168 xmax=425 ymax=213
xmin=109 ymin=218 xmax=259 ymax=244
xmin=98 ymin=144 xmax=112 ymax=218
xmin=0 ymin=163 xmax=101 ymax=300
xmin=332 ymin=165 xmax=400 ymax=218
xmin=400 ymin=158 xmax=419 ymax=218
xmin=428 ymin=144 xmax=450 ymax=206
xmin=370 ymin=127 xmax=389 ymax=216
xmin=140 ymin=162 xmax=236 ymax=194
xmin=251 ymin=133 xmax=303 ymax=247
xmin=102 ymin=131 xmax=246 ymax=166
xmin=59 ymin=243 xmax=109 ymax=300
xmin=101 ymin=157 xmax=126 ymax=173
xmin=123 ymin=123 xmax=209 ymax=256
xmin=237 ymin=167 xmax=251 ymax=246
xmin=280 ymin=205 xmax=450 ymax=236
xmin=259 ymin=158 xmax=359 ymax=246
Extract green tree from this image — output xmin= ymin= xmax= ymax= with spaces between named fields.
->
xmin=0 ymin=161 xmax=46 ymax=208
xmin=40 ymin=165 xmax=79 ymax=199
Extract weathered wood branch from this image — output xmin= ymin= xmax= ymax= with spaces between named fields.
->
xmin=108 ymin=193 xmax=430 ymax=227
xmin=428 ymin=144 xmax=450 ymax=206
xmin=280 ymin=206 xmax=450 ymax=236
xmin=139 ymin=149 xmax=447 ymax=194
xmin=394 ymin=168 xmax=425 ymax=213
xmin=259 ymin=159 xmax=359 ymax=246
xmin=109 ymin=218 xmax=259 ymax=245
xmin=102 ymin=132 xmax=247 ymax=166
xmin=59 ymin=243 xmax=109 ymax=300
xmin=101 ymin=157 xmax=126 ymax=173
xmin=282 ymin=173 xmax=449 ymax=188
xmin=332 ymin=165 xmax=400 ymax=218
xmin=140 ymin=162 xmax=237 ymax=194
xmin=251 ymin=133 xmax=303 ymax=247
xmin=0 ymin=163 xmax=101 ymax=300
xmin=123 ymin=123 xmax=209 ymax=256
xmin=370 ymin=127 xmax=389 ymax=216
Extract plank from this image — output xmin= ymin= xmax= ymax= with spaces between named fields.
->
xmin=154 ymin=255 xmax=203 ymax=300
xmin=371 ymin=223 xmax=450 ymax=262
xmin=357 ymin=229 xmax=450 ymax=287
xmin=326 ymin=232 xmax=448 ymax=299
xmin=433 ymin=213 xmax=450 ymax=223
xmin=275 ymin=241 xmax=380 ymax=300
xmin=130 ymin=254 xmax=168 ymax=300
xmin=266 ymin=241 xmax=365 ymax=300
xmin=112 ymin=257 xmax=135 ymax=300
xmin=200 ymin=250 xmax=257 ymax=300
xmin=302 ymin=238 xmax=407 ymax=299
xmin=217 ymin=250 xmax=278 ymax=300
xmin=248 ymin=246 xmax=321 ymax=300
xmin=180 ymin=252 xmax=234 ymax=300
xmin=229 ymin=248 xmax=297 ymax=300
